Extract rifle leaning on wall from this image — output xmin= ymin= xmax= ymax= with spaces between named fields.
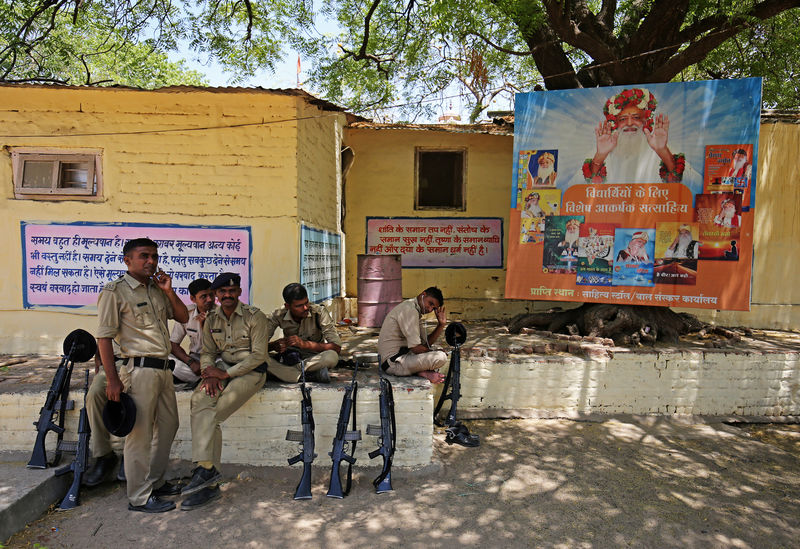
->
xmin=433 ymin=322 xmax=479 ymax=447
xmin=326 ymin=361 xmax=362 ymax=498
xmin=286 ymin=359 xmax=316 ymax=500
xmin=55 ymin=368 xmax=91 ymax=510
xmin=27 ymin=330 xmax=97 ymax=469
xmin=367 ymin=354 xmax=396 ymax=493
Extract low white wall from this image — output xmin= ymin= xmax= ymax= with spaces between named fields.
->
xmin=455 ymin=349 xmax=800 ymax=417
xmin=0 ymin=377 xmax=433 ymax=468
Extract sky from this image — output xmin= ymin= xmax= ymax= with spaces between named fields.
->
xmin=170 ymin=45 xmax=511 ymax=124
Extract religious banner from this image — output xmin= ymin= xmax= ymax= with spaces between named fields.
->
xmin=22 ymin=221 xmax=252 ymax=307
xmin=366 ymin=217 xmax=503 ymax=268
xmin=507 ymin=78 xmax=761 ymax=310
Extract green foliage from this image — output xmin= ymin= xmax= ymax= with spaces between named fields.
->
xmin=0 ymin=0 xmax=797 ymax=117
xmin=679 ymin=9 xmax=800 ymax=109
xmin=0 ymin=1 xmax=206 ymax=87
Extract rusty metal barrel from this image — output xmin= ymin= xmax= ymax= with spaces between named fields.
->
xmin=357 ymin=254 xmax=402 ymax=328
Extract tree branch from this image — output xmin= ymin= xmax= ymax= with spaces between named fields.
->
xmin=338 ymin=0 xmax=394 ymax=77
xmin=652 ymin=0 xmax=800 ymax=82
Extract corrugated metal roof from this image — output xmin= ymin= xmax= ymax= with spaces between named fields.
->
xmin=0 ymin=82 xmax=367 ymax=121
xmin=761 ymin=110 xmax=800 ymax=123
xmin=346 ymin=119 xmax=514 ymax=136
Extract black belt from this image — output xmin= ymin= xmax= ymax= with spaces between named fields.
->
xmin=382 ymin=347 xmax=409 ymax=372
xmin=122 ymin=357 xmax=174 ymax=370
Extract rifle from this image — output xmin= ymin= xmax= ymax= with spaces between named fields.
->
xmin=326 ymin=361 xmax=361 ymax=498
xmin=367 ymin=355 xmax=395 ymax=493
xmin=286 ymin=359 xmax=316 ymax=500
xmin=55 ymin=369 xmax=91 ymax=510
xmin=28 ymin=329 xmax=97 ymax=469
xmin=433 ymin=323 xmax=479 ymax=447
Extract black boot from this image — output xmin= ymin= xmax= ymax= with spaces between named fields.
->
xmin=83 ymin=452 xmax=117 ymax=486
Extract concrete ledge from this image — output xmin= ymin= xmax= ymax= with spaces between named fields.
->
xmin=0 ymin=451 xmax=70 ymax=544
xmin=0 ymin=369 xmax=435 ymax=468
xmin=456 ymin=343 xmax=800 ymax=418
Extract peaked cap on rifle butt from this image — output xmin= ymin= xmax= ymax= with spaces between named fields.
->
xmin=445 ymin=322 xmax=467 ymax=347
xmin=63 ymin=329 xmax=97 ymax=363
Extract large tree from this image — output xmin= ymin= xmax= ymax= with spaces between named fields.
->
xmin=1 ymin=1 xmax=798 ymax=114
xmin=308 ymin=0 xmax=800 ymax=120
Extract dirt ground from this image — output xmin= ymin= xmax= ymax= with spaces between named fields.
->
xmin=4 ymin=417 xmax=800 ymax=549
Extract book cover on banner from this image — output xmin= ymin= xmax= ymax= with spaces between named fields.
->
xmin=518 ymin=188 xmax=562 ymax=244
xmin=695 ymin=193 xmax=742 ymax=260
xmin=576 ymin=223 xmax=617 ymax=286
xmin=653 ymin=221 xmax=699 ymax=285
xmin=542 ymin=215 xmax=584 ymax=274
xmin=612 ymin=228 xmax=655 ymax=287
xmin=703 ymin=144 xmax=753 ymax=207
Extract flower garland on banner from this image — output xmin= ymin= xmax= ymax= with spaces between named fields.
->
xmin=603 ymin=88 xmax=657 ymax=131
xmin=582 ymin=159 xmax=607 ymax=183
xmin=659 ymin=153 xmax=686 ymax=183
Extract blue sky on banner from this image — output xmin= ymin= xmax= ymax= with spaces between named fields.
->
xmin=512 ymin=78 xmax=762 ymax=198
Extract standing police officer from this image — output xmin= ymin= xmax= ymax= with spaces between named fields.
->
xmin=96 ymin=238 xmax=189 ymax=513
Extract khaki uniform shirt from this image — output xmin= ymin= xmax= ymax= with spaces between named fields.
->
xmin=96 ymin=273 xmax=174 ymax=358
xmin=266 ymin=302 xmax=342 ymax=357
xmin=170 ymin=304 xmax=206 ymax=358
xmin=201 ymin=301 xmax=267 ymax=377
xmin=377 ymin=298 xmax=426 ymax=362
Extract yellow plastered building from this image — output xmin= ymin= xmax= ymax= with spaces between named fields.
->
xmin=0 ymin=84 xmax=351 ymax=353
xmin=0 ymin=85 xmax=798 ymax=355
xmin=340 ymin=115 xmax=800 ymax=330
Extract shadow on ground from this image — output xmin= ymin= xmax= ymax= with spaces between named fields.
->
xmin=6 ymin=418 xmax=800 ymax=548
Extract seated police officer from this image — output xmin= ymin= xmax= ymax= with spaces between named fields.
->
xmin=377 ymin=286 xmax=448 ymax=383
xmin=181 ymin=272 xmax=268 ymax=510
xmin=169 ymin=278 xmax=215 ymax=389
xmin=264 ymin=283 xmax=342 ymax=383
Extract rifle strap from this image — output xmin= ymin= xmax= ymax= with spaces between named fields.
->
xmin=386 ymin=378 xmax=397 ymax=451
xmin=53 ymin=360 xmax=76 ymax=466
xmin=433 ymin=351 xmax=455 ymax=421
xmin=344 ymin=382 xmax=358 ymax=496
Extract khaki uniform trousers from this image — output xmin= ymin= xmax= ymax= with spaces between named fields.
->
xmin=190 ymin=369 xmax=267 ymax=469
xmin=86 ymin=370 xmax=115 ymax=458
xmin=266 ymin=349 xmax=339 ymax=382
xmin=386 ymin=350 xmax=448 ymax=376
xmin=119 ymin=364 xmax=179 ymax=507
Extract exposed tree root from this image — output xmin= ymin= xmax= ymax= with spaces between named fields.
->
xmin=508 ymin=304 xmax=708 ymax=345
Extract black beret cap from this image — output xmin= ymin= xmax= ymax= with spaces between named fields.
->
xmin=102 ymin=392 xmax=137 ymax=437
xmin=210 ymin=272 xmax=241 ymax=290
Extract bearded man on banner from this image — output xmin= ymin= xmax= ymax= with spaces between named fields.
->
xmin=582 ymin=88 xmax=696 ymax=185
xmin=725 ymin=148 xmax=752 ymax=180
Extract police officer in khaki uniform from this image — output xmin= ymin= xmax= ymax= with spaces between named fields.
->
xmin=181 ymin=272 xmax=268 ymax=510
xmin=265 ymin=283 xmax=342 ymax=383
xmin=96 ymin=238 xmax=189 ymax=513
xmin=377 ymin=286 xmax=448 ymax=383
xmin=83 ymin=342 xmax=126 ymax=487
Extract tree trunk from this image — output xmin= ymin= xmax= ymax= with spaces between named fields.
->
xmin=508 ymin=303 xmax=702 ymax=345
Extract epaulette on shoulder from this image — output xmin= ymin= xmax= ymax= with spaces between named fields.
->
xmin=102 ymin=277 xmax=124 ymax=291
xmin=245 ymin=304 xmax=261 ymax=314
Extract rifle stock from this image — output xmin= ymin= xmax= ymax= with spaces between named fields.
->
xmin=56 ymin=369 xmax=91 ymax=510
xmin=27 ymin=330 xmax=96 ymax=469
xmin=434 ymin=324 xmax=479 ymax=447
xmin=367 ymin=369 xmax=395 ymax=494
xmin=326 ymin=363 xmax=361 ymax=498
xmin=27 ymin=355 xmax=74 ymax=469
xmin=286 ymin=360 xmax=316 ymax=500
